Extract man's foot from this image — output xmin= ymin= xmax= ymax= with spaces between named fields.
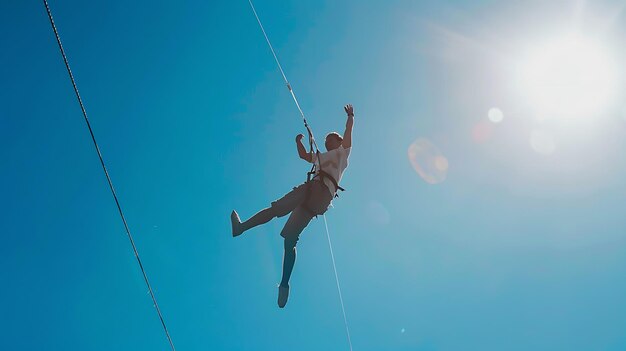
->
xmin=231 ymin=210 xmax=243 ymax=237
xmin=277 ymin=283 xmax=290 ymax=308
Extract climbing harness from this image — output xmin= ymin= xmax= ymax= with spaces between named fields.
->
xmin=301 ymin=170 xmax=345 ymax=217
xmin=247 ymin=1 xmax=353 ymax=350
xmin=42 ymin=1 xmax=176 ymax=350
xmin=313 ymin=170 xmax=346 ymax=195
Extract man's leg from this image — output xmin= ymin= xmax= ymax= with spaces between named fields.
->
xmin=280 ymin=237 xmax=299 ymax=288
xmin=277 ymin=206 xmax=314 ymax=308
xmin=236 ymin=207 xmax=275 ymax=233
xmin=232 ymin=183 xmax=307 ymax=237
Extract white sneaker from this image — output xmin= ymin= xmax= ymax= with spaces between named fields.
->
xmin=277 ymin=284 xmax=290 ymax=308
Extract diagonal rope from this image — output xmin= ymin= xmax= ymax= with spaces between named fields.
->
xmin=323 ymin=215 xmax=354 ymax=351
xmin=246 ymin=0 xmax=320 ymax=152
xmin=247 ymin=1 xmax=353 ymax=348
xmin=42 ymin=1 xmax=176 ymax=350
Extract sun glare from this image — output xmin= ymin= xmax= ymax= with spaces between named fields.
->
xmin=518 ymin=34 xmax=618 ymax=118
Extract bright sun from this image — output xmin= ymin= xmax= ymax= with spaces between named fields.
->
xmin=519 ymin=34 xmax=618 ymax=118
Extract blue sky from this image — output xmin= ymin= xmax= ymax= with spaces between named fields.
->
xmin=2 ymin=0 xmax=626 ymax=350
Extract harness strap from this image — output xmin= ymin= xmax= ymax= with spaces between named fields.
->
xmin=314 ymin=170 xmax=345 ymax=193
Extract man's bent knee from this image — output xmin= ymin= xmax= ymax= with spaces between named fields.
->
xmin=271 ymin=184 xmax=308 ymax=218
xmin=271 ymin=200 xmax=293 ymax=218
xmin=284 ymin=238 xmax=298 ymax=251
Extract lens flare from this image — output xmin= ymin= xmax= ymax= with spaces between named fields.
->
xmin=472 ymin=120 xmax=494 ymax=143
xmin=529 ymin=129 xmax=556 ymax=155
xmin=488 ymin=108 xmax=504 ymax=123
xmin=366 ymin=200 xmax=390 ymax=225
xmin=408 ymin=138 xmax=448 ymax=184
xmin=518 ymin=34 xmax=617 ymax=118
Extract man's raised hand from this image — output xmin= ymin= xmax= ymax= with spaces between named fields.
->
xmin=296 ymin=133 xmax=305 ymax=143
xmin=344 ymin=104 xmax=354 ymax=117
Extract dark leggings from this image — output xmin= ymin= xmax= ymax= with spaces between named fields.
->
xmin=239 ymin=181 xmax=332 ymax=286
xmin=240 ymin=205 xmax=310 ymax=287
xmin=281 ymin=238 xmax=298 ymax=287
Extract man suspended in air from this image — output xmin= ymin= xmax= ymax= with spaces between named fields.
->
xmin=231 ymin=104 xmax=355 ymax=308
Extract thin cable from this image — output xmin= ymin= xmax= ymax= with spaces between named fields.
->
xmin=247 ymin=2 xmax=353 ymax=348
xmin=42 ymin=1 xmax=176 ymax=350
xmin=246 ymin=0 xmax=320 ymax=152
xmin=323 ymin=215 xmax=353 ymax=351
xmin=247 ymin=0 xmax=288 ymax=85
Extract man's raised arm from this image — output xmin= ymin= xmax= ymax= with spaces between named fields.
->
xmin=296 ymin=134 xmax=313 ymax=162
xmin=342 ymin=104 xmax=354 ymax=149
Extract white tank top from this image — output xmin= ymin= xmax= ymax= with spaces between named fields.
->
xmin=312 ymin=146 xmax=351 ymax=195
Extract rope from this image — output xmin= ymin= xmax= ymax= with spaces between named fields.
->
xmin=42 ymin=1 xmax=176 ymax=350
xmin=247 ymin=1 xmax=353 ymax=349
xmin=323 ymin=215 xmax=354 ymax=351
xmin=246 ymin=0 xmax=320 ymax=153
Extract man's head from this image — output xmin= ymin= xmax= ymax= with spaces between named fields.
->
xmin=325 ymin=132 xmax=343 ymax=151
